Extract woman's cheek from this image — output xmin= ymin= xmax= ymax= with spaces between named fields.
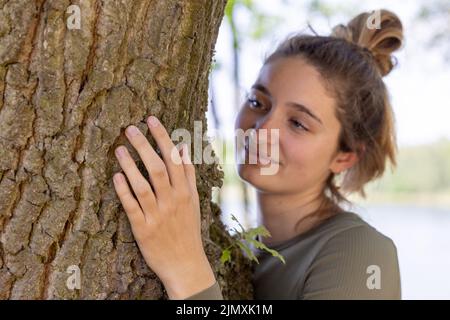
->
xmin=289 ymin=141 xmax=324 ymax=173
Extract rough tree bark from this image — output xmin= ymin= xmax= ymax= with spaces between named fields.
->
xmin=0 ymin=0 xmax=252 ymax=299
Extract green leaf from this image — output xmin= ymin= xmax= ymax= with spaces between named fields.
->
xmin=225 ymin=0 xmax=236 ymax=20
xmin=236 ymin=241 xmax=259 ymax=264
xmin=224 ymin=214 xmax=285 ymax=265
xmin=220 ymin=249 xmax=232 ymax=264
xmin=247 ymin=238 xmax=286 ymax=264
xmin=244 ymin=225 xmax=271 ymax=239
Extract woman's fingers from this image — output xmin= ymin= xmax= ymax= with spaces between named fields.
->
xmin=114 ymin=145 xmax=157 ymax=219
xmin=146 ymin=116 xmax=187 ymax=189
xmin=124 ymin=125 xmax=172 ymax=200
xmin=112 ymin=172 xmax=147 ymax=228
xmin=180 ymin=144 xmax=199 ymax=198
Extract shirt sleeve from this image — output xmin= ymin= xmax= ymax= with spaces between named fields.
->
xmin=184 ymin=281 xmax=224 ymax=300
xmin=301 ymin=225 xmax=401 ymax=300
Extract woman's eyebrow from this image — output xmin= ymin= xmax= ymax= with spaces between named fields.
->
xmin=286 ymin=102 xmax=323 ymax=125
xmin=251 ymin=83 xmax=323 ymax=125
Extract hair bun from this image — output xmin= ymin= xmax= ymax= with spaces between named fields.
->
xmin=331 ymin=9 xmax=404 ymax=76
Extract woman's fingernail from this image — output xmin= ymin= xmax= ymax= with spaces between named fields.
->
xmin=126 ymin=125 xmax=140 ymax=137
xmin=147 ymin=116 xmax=159 ymax=127
xmin=115 ymin=146 xmax=127 ymax=158
xmin=113 ymin=173 xmax=124 ymax=183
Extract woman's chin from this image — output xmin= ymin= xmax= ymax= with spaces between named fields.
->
xmin=236 ymin=163 xmax=278 ymax=189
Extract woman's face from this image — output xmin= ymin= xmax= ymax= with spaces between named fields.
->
xmin=234 ymin=57 xmax=356 ymax=195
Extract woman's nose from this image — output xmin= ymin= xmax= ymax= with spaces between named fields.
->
xmin=252 ymin=112 xmax=280 ymax=146
xmin=254 ymin=109 xmax=278 ymax=130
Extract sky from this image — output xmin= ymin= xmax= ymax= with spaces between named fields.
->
xmin=208 ymin=0 xmax=450 ymax=147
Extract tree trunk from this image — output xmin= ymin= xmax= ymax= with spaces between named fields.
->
xmin=0 ymin=0 xmax=252 ymax=299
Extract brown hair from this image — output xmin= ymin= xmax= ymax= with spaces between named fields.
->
xmin=263 ymin=9 xmax=404 ymax=207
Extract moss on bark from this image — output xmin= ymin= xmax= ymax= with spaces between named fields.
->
xmin=0 ymin=0 xmax=252 ymax=299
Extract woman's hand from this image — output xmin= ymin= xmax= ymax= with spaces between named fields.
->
xmin=112 ymin=115 xmax=216 ymax=299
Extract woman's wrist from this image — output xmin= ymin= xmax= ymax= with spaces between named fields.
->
xmin=162 ymin=254 xmax=217 ymax=300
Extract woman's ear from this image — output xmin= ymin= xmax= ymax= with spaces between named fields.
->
xmin=329 ymin=144 xmax=364 ymax=174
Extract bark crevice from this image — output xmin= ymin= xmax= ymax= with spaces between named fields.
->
xmin=0 ymin=0 xmax=252 ymax=300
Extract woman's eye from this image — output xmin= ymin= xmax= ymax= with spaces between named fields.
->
xmin=290 ymin=119 xmax=308 ymax=131
xmin=247 ymin=98 xmax=263 ymax=109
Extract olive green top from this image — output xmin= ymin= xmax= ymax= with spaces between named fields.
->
xmin=185 ymin=211 xmax=401 ymax=300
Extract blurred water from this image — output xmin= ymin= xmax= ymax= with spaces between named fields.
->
xmin=216 ymin=186 xmax=450 ymax=299
xmin=357 ymin=203 xmax=450 ymax=300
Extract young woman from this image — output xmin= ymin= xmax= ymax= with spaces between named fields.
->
xmin=112 ymin=9 xmax=403 ymax=299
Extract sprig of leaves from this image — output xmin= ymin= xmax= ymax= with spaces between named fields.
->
xmin=220 ymin=214 xmax=285 ymax=265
